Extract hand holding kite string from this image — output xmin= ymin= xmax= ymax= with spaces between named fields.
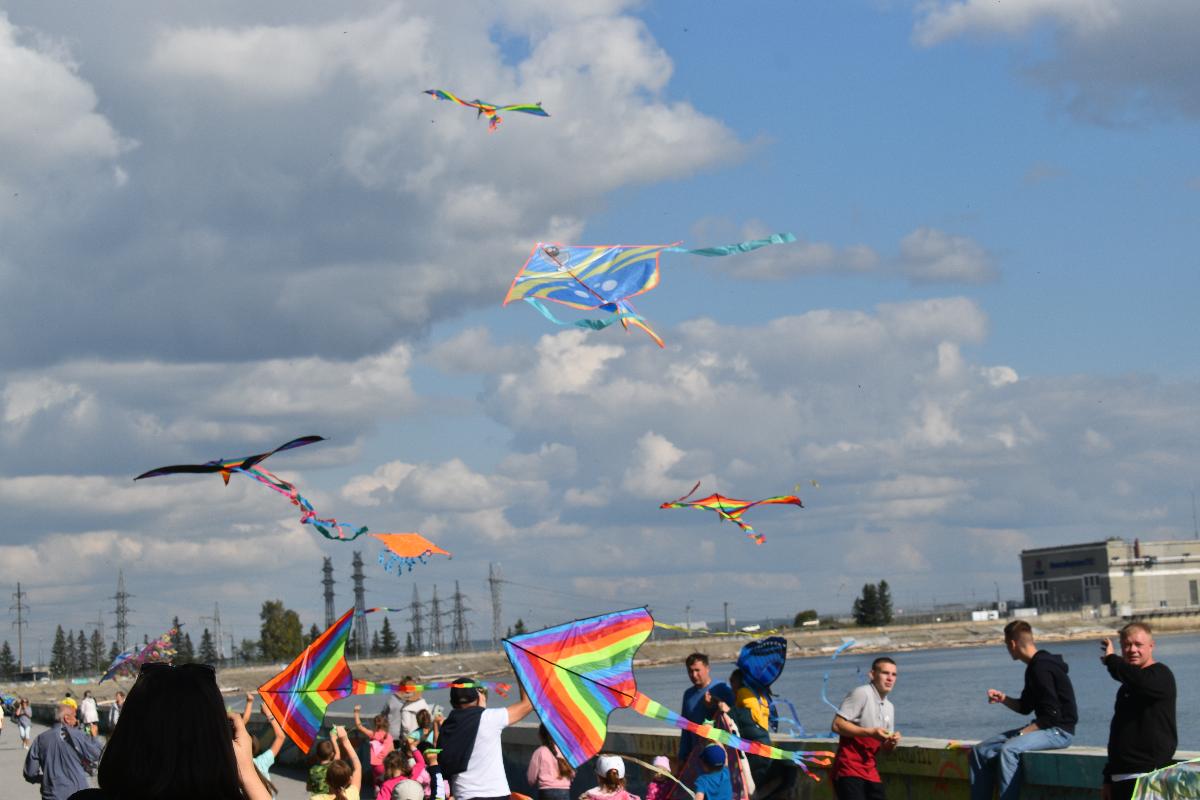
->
xmin=503 ymin=234 xmax=796 ymax=348
xmin=424 ymin=89 xmax=549 ymax=132
xmin=660 ymin=482 xmax=803 ymax=544
xmin=502 ymin=608 xmax=833 ymax=780
xmin=259 ymin=606 xmax=509 ymax=752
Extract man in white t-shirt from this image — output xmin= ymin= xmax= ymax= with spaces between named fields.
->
xmin=438 ymin=677 xmax=532 ymax=800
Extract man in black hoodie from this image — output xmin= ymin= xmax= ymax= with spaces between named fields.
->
xmin=1099 ymin=622 xmax=1176 ymax=800
xmin=968 ymin=620 xmax=1077 ymax=800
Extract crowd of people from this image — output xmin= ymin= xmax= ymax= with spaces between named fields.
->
xmin=4 ymin=620 xmax=1182 ymax=800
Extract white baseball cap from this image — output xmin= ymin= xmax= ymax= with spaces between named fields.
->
xmin=596 ymin=755 xmax=625 ymax=779
xmin=392 ymin=780 xmax=424 ymax=800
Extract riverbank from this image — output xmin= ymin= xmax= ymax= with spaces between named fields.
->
xmin=7 ymin=610 xmax=1198 ymax=702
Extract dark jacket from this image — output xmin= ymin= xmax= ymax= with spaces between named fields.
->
xmin=1104 ymin=656 xmax=1177 ymax=778
xmin=1014 ymin=650 xmax=1078 ymax=734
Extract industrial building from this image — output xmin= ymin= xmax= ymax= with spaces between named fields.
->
xmin=1020 ymin=538 xmax=1200 ymax=614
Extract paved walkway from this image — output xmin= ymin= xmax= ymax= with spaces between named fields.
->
xmin=1 ymin=721 xmax=311 ymax=800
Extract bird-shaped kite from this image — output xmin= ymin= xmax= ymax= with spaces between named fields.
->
xmin=504 ymin=609 xmax=833 ymax=779
xmin=259 ymin=606 xmax=510 ymax=752
xmin=659 ymin=482 xmax=803 ymax=544
xmin=424 ymin=89 xmax=549 ymax=132
xmin=503 ymin=234 xmax=796 ymax=348
xmin=135 ymin=436 xmax=369 ymax=542
xmin=100 ymin=626 xmax=178 ymax=682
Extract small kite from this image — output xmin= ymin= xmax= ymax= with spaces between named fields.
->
xmin=503 ymin=234 xmax=797 ymax=348
xmin=135 ymin=436 xmax=369 ymax=542
xmin=101 ymin=627 xmax=178 ymax=682
xmin=1133 ymin=757 xmax=1200 ymax=798
xmin=371 ymin=532 xmax=452 ymax=574
xmin=660 ymin=482 xmax=803 ymax=544
xmin=503 ymin=608 xmax=833 ymax=779
xmin=260 ymin=606 xmax=509 ymax=752
xmin=424 ymin=89 xmax=549 ymax=132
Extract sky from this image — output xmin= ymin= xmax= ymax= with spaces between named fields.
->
xmin=1 ymin=0 xmax=1198 ymax=661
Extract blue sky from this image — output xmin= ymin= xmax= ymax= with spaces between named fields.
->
xmin=0 ymin=0 xmax=1197 ymax=655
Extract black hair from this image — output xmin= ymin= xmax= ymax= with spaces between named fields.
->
xmin=98 ymin=666 xmax=242 ymax=800
xmin=870 ymin=656 xmax=896 ymax=672
xmin=685 ymin=652 xmax=709 ymax=667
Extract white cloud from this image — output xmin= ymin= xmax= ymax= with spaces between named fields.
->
xmin=898 ymin=227 xmax=997 ymax=284
xmin=913 ymin=0 xmax=1121 ymax=46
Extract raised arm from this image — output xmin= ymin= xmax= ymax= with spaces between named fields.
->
xmin=263 ymin=706 xmax=286 ymax=757
xmin=353 ymin=705 xmax=373 ymax=737
xmin=506 ymin=681 xmax=534 ymax=726
xmin=242 ymin=691 xmax=255 ymax=725
xmin=337 ymin=726 xmax=363 ymax=789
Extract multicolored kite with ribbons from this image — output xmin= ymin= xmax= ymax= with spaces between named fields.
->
xmin=659 ymin=482 xmax=804 ymax=544
xmin=424 ymin=89 xmax=549 ymax=132
xmin=101 ymin=626 xmax=177 ymax=682
xmin=260 ymin=606 xmax=509 ymax=752
xmin=502 ymin=608 xmax=833 ymax=779
xmin=503 ymin=234 xmax=797 ymax=348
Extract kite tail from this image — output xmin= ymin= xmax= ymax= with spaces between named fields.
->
xmin=355 ymin=679 xmax=510 ymax=696
xmin=631 ymin=693 xmax=833 ymax=779
xmin=523 ymin=298 xmax=646 ymax=333
xmin=669 ymin=233 xmax=796 ymax=257
xmin=621 ymin=315 xmax=665 ymax=348
xmin=378 ymin=549 xmax=434 ymax=573
xmin=821 ymin=640 xmax=856 ymax=714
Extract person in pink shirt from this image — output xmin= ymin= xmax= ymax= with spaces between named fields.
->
xmin=355 ymin=705 xmax=396 ymax=787
xmin=527 ymin=725 xmax=575 ymax=800
xmin=644 ymin=757 xmax=673 ymax=800
xmin=378 ymin=750 xmax=431 ymax=800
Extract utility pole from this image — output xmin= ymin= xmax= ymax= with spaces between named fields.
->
xmin=488 ymin=563 xmax=502 ymax=650
xmin=111 ymin=571 xmax=133 ymax=652
xmin=410 ymin=585 xmax=425 ymax=653
xmin=322 ymin=557 xmax=336 ymax=628
xmin=10 ymin=582 xmax=29 ymax=672
xmin=428 ymin=586 xmax=444 ymax=651
xmin=451 ymin=581 xmax=471 ymax=652
xmin=685 ymin=602 xmax=692 ymax=634
xmin=352 ymin=551 xmax=367 ymax=660
xmin=723 ymin=602 xmax=730 ymax=633
xmin=200 ymin=603 xmax=224 ymax=660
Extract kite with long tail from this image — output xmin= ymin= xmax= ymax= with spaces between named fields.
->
xmin=660 ymin=482 xmax=804 ymax=544
xmin=260 ymin=606 xmax=510 ymax=752
xmin=424 ymin=89 xmax=549 ymax=132
xmin=101 ymin=626 xmax=177 ymax=682
xmin=503 ymin=234 xmax=797 ymax=348
xmin=135 ymin=436 xmax=369 ymax=541
xmin=502 ymin=608 xmax=833 ymax=780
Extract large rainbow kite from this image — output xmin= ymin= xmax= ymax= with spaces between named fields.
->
xmin=503 ymin=234 xmax=797 ymax=348
xmin=502 ymin=608 xmax=833 ymax=779
xmin=659 ymin=482 xmax=804 ymax=544
xmin=259 ymin=606 xmax=509 ymax=752
xmin=424 ymin=89 xmax=549 ymax=132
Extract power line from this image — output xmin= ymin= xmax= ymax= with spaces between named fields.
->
xmin=451 ymin=581 xmax=471 ymax=652
xmin=322 ymin=557 xmax=336 ymax=628
xmin=409 ymin=585 xmax=424 ymax=653
xmin=352 ymin=552 xmax=367 ymax=660
xmin=488 ymin=563 xmax=502 ymax=650
xmin=111 ymin=570 xmax=133 ymax=652
xmin=10 ymin=582 xmax=29 ymax=672
xmin=428 ymin=586 xmax=444 ymax=651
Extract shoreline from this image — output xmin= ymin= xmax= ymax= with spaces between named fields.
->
xmin=7 ymin=610 xmax=1198 ymax=702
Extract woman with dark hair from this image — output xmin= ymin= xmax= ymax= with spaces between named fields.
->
xmin=527 ymin=724 xmax=575 ymax=800
xmin=67 ymin=663 xmax=271 ymax=800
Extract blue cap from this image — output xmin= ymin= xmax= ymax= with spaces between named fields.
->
xmin=706 ymin=682 xmax=734 ymax=708
xmin=700 ymin=744 xmax=726 ymax=768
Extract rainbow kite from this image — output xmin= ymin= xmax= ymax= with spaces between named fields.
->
xmin=503 ymin=234 xmax=797 ymax=348
xmin=372 ymin=532 xmax=451 ymax=573
xmin=260 ymin=606 xmax=509 ymax=752
xmin=503 ymin=608 xmax=833 ymax=779
xmin=424 ymin=89 xmax=549 ymax=132
xmin=659 ymin=482 xmax=804 ymax=544
xmin=101 ymin=626 xmax=178 ymax=682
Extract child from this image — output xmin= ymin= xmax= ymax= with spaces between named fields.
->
xmin=311 ymin=725 xmax=364 ymax=800
xmin=579 ymin=755 xmax=641 ymax=800
xmin=425 ymin=749 xmax=449 ymax=800
xmin=355 ymin=704 xmax=397 ymax=786
xmin=309 ymin=739 xmax=338 ymax=795
xmin=377 ymin=750 xmax=428 ymax=800
xmin=693 ymin=746 xmax=731 ymax=800
xmin=528 ymin=724 xmax=575 ymax=800
xmin=644 ymin=756 xmax=673 ymax=800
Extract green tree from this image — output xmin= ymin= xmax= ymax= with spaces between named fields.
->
xmin=239 ymin=638 xmax=259 ymax=663
xmin=89 ymin=629 xmax=105 ymax=672
xmin=405 ymin=632 xmax=415 ymax=656
xmin=379 ymin=617 xmax=399 ymax=655
xmin=877 ymin=580 xmax=894 ymax=625
xmin=177 ymin=632 xmax=195 ymax=664
xmin=75 ymin=630 xmax=89 ymax=672
xmin=308 ymin=623 xmax=321 ymax=645
xmin=50 ymin=626 xmax=68 ymax=675
xmin=793 ymin=609 xmax=818 ymax=626
xmin=259 ymin=600 xmax=303 ymax=661
xmin=853 ymin=583 xmax=881 ymax=626
xmin=0 ymin=640 xmax=15 ymax=678
xmin=512 ymin=618 xmax=527 ymax=636
xmin=108 ymin=640 xmax=122 ymax=661
xmin=198 ymin=628 xmax=219 ymax=664
xmin=65 ymin=629 xmax=78 ymax=675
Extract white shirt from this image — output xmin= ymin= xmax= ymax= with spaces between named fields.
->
xmin=401 ymin=696 xmax=430 ymax=736
xmin=79 ymin=697 xmax=99 ymax=725
xmin=450 ymin=708 xmax=510 ymax=800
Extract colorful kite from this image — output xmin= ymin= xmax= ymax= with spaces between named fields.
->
xmin=101 ymin=627 xmax=178 ymax=682
xmin=1134 ymin=757 xmax=1200 ymax=799
xmin=135 ymin=436 xmax=369 ymax=542
xmin=502 ymin=608 xmax=833 ymax=779
xmin=659 ymin=482 xmax=803 ymax=544
xmin=503 ymin=234 xmax=797 ymax=348
xmin=260 ymin=606 xmax=509 ymax=752
xmin=424 ymin=89 xmax=549 ymax=132
xmin=372 ymin=532 xmax=452 ymax=573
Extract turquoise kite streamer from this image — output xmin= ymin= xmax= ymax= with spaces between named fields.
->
xmin=669 ymin=233 xmax=797 ymax=257
xmin=820 ymin=640 xmax=857 ymax=715
xmin=523 ymin=297 xmax=644 ymax=332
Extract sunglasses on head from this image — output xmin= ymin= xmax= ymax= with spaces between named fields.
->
xmin=139 ymin=662 xmax=216 ymax=676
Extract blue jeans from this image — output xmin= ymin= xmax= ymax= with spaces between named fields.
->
xmin=969 ymin=726 xmax=1073 ymax=800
